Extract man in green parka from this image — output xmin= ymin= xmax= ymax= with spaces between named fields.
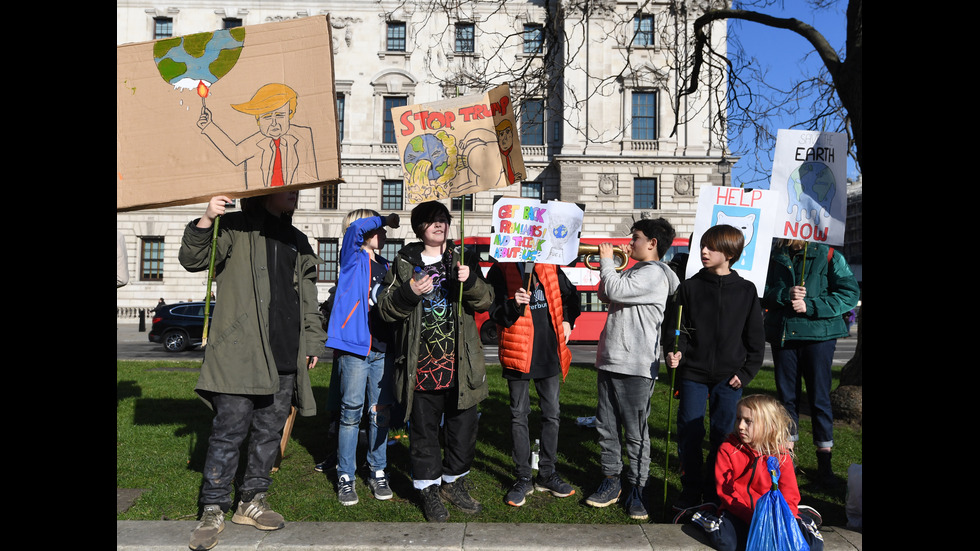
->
xmin=179 ymin=192 xmax=326 ymax=551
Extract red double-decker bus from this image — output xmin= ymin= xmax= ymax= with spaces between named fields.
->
xmin=464 ymin=236 xmax=690 ymax=344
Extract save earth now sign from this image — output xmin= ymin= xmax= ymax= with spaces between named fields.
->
xmin=117 ymin=16 xmax=342 ymax=212
xmin=769 ymin=129 xmax=848 ymax=246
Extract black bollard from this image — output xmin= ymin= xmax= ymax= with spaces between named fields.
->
xmin=138 ymin=309 xmax=146 ymax=332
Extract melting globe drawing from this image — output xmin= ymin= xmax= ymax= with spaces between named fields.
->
xmin=786 ymin=161 xmax=836 ymax=222
xmin=153 ymin=28 xmax=245 ymax=91
xmin=404 ymin=133 xmax=454 ymax=181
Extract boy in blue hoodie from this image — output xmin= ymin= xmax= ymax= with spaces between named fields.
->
xmin=663 ymin=224 xmax=765 ymax=514
xmin=325 ymin=209 xmax=400 ymax=505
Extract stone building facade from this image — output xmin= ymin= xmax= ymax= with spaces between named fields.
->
xmin=116 ymin=0 xmax=732 ymax=314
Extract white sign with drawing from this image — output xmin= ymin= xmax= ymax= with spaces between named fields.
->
xmin=490 ymin=198 xmax=584 ymax=265
xmin=689 ymin=186 xmax=778 ymax=296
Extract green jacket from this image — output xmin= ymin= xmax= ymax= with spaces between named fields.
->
xmin=762 ymin=242 xmax=860 ymax=344
xmin=377 ymin=242 xmax=493 ymax=422
xmin=178 ymin=210 xmax=327 ymax=416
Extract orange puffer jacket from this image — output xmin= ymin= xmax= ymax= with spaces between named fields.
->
xmin=497 ymin=263 xmax=572 ymax=379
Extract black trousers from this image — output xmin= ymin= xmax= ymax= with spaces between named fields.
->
xmin=409 ymin=388 xmax=479 ymax=487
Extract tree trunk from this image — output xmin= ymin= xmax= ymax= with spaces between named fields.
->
xmin=838 ymin=302 xmax=862 ymax=386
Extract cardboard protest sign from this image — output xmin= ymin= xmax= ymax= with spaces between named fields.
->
xmin=689 ymin=186 xmax=778 ymax=296
xmin=117 ymin=16 xmax=342 ymax=212
xmin=491 ymin=198 xmax=584 ymax=264
xmin=393 ymin=84 xmax=525 ymax=204
xmin=769 ymin=129 xmax=848 ymax=245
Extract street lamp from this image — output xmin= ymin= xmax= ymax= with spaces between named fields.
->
xmin=717 ymin=156 xmax=732 ymax=187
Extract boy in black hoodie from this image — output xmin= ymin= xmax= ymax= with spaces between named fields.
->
xmin=662 ymin=224 xmax=765 ymax=514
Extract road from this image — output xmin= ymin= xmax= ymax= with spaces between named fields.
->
xmin=117 ymin=322 xmax=858 ymax=366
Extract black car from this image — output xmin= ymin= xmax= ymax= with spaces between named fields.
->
xmin=148 ymin=301 xmax=215 ymax=352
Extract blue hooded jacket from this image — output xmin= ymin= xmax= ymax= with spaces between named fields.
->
xmin=325 ymin=215 xmax=389 ymax=356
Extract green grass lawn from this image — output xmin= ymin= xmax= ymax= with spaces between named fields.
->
xmin=117 ymin=359 xmax=860 ymax=525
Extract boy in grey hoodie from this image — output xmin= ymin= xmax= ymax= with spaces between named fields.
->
xmin=585 ymin=218 xmax=680 ymax=521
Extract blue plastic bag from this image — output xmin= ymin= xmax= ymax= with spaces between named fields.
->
xmin=745 ymin=456 xmax=809 ymax=551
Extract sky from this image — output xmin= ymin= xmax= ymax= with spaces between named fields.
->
xmin=725 ymin=1 xmax=856 ymax=189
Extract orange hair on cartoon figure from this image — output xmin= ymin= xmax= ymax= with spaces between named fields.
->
xmin=231 ymin=83 xmax=298 ymax=120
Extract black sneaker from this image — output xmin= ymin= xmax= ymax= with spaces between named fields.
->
xmin=440 ymin=477 xmax=482 ymax=514
xmin=505 ymin=476 xmax=534 ymax=507
xmin=798 ymin=505 xmax=823 ymax=528
xmin=673 ymin=502 xmax=717 ymax=524
xmin=624 ymin=485 xmax=648 ymax=520
xmin=533 ymin=472 xmax=575 ymax=498
xmin=585 ymin=476 xmax=621 ymax=508
xmin=419 ymin=485 xmax=448 ymax=522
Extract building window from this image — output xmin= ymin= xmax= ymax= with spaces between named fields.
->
xmin=634 ymin=178 xmax=658 ymax=209
xmin=451 ymin=194 xmax=474 ymax=211
xmin=140 ymin=237 xmax=164 ymax=281
xmin=154 ymin=17 xmax=173 ymax=39
xmin=222 ymin=18 xmax=242 ymax=29
xmin=337 ymin=93 xmax=345 ymax=141
xmin=633 ymin=14 xmax=654 ymax=47
xmin=521 ymin=181 xmax=542 ymax=200
xmin=383 ymin=96 xmax=407 ymax=143
xmin=520 ymin=98 xmax=545 ymax=146
xmin=318 ymin=239 xmax=339 ymax=282
xmin=524 ymin=24 xmax=544 ymax=54
xmin=455 ymin=22 xmax=475 ymax=53
xmin=379 ymin=239 xmax=404 ymax=261
xmin=382 ymin=179 xmax=403 ymax=211
xmin=320 ymin=182 xmax=338 ymax=209
xmin=387 ymin=21 xmax=406 ymax=51
xmin=631 ymin=91 xmax=657 ymax=140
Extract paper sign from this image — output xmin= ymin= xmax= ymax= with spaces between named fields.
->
xmin=491 ymin=198 xmax=584 ymax=265
xmin=393 ymin=84 xmax=525 ymax=204
xmin=769 ymin=129 xmax=848 ymax=245
xmin=117 ymin=17 xmax=342 ymax=212
xmin=689 ymin=186 xmax=778 ymax=296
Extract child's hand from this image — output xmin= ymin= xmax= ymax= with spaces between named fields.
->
xmin=666 ymin=351 xmax=681 ymax=369
xmin=562 ymin=321 xmax=572 ymax=344
xmin=789 ymin=285 xmax=807 ymax=300
xmin=728 ymin=374 xmax=742 ymax=389
xmin=598 ymin=242 xmax=615 ymax=259
xmin=514 ymin=287 xmax=531 ymax=306
xmin=198 ymin=195 xmax=233 ymax=228
xmin=791 ymin=299 xmax=807 ymax=314
xmin=410 ymin=274 xmax=434 ymax=296
xmin=456 ymin=262 xmax=470 ymax=282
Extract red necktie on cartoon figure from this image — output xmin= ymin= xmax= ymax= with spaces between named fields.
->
xmin=271 ymin=138 xmax=284 ymax=187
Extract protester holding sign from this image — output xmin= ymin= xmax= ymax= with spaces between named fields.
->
xmin=179 ymin=192 xmax=325 ymax=551
xmin=487 ymin=261 xmax=580 ymax=507
xmin=762 ymin=239 xmax=859 ymax=488
xmin=663 ymin=224 xmax=765 ymax=515
xmin=376 ymin=201 xmax=493 ymax=522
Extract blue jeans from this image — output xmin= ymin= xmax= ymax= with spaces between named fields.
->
xmin=772 ymin=339 xmax=837 ymax=448
xmin=676 ymin=377 xmax=741 ymax=501
xmin=337 ymin=351 xmax=391 ymax=479
xmin=199 ymin=373 xmax=295 ymax=509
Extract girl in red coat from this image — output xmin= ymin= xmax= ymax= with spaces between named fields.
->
xmin=693 ymin=394 xmax=823 ymax=551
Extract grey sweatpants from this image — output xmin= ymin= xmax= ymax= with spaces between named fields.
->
xmin=595 ymin=370 xmax=655 ymax=487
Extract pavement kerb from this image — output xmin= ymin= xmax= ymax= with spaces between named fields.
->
xmin=116 ymin=519 xmax=862 ymax=550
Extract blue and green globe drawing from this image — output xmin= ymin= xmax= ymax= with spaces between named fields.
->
xmin=153 ymin=27 xmax=245 ymax=91
xmin=787 ymin=161 xmax=835 ymax=221
xmin=404 ymin=134 xmax=452 ymax=181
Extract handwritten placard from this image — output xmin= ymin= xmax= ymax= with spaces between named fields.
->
xmin=392 ymin=84 xmax=525 ymax=204
xmin=491 ymin=198 xmax=584 ymax=265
